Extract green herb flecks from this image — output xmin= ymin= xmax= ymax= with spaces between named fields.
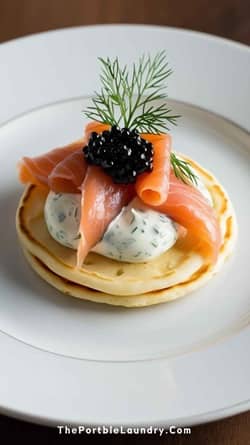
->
xmin=151 ymin=241 xmax=158 ymax=248
xmin=134 ymin=251 xmax=142 ymax=258
xmin=130 ymin=214 xmax=135 ymax=225
xmin=153 ymin=226 xmax=160 ymax=235
xmin=131 ymin=226 xmax=138 ymax=234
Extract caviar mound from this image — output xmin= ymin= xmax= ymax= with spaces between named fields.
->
xmin=83 ymin=126 xmax=153 ymax=184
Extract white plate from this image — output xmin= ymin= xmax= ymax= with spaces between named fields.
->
xmin=0 ymin=25 xmax=249 ymax=427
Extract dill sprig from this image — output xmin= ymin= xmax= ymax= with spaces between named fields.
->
xmin=170 ymin=153 xmax=198 ymax=185
xmin=84 ymin=52 xmax=197 ymax=185
xmin=84 ymin=51 xmax=180 ymax=133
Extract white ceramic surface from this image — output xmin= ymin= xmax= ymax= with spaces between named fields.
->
xmin=0 ymin=25 xmax=249 ymax=426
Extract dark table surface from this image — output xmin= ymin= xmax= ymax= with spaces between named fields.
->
xmin=0 ymin=0 xmax=249 ymax=442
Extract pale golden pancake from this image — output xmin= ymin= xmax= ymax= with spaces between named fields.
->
xmin=16 ymin=157 xmax=237 ymax=307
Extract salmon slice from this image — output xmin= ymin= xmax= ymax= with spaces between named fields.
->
xmin=18 ymin=138 xmax=85 ymax=188
xmin=47 ymin=123 xmax=112 ymax=193
xmin=154 ymin=172 xmax=221 ymax=262
xmin=48 ymin=150 xmax=87 ymax=193
xmin=135 ymin=133 xmax=171 ymax=206
xmin=77 ymin=166 xmax=134 ymax=267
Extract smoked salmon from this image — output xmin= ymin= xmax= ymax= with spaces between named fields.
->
xmin=136 ymin=133 xmax=171 ymax=206
xmin=48 ymin=149 xmax=87 ymax=193
xmin=154 ymin=172 xmax=221 ymax=262
xmin=77 ymin=166 xmax=134 ymax=266
xmin=18 ymin=138 xmax=85 ymax=188
xmin=18 ymin=123 xmax=109 ymax=191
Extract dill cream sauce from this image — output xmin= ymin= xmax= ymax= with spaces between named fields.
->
xmin=44 ymin=167 xmax=212 ymax=262
xmin=92 ymin=198 xmax=178 ymax=262
xmin=44 ymin=193 xmax=178 ymax=262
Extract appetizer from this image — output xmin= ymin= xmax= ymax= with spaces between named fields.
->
xmin=16 ymin=52 xmax=237 ymax=307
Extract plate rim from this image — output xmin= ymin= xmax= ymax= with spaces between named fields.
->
xmin=0 ymin=24 xmax=249 ymax=427
xmin=1 ymin=23 xmax=249 ymax=52
xmin=1 ymin=394 xmax=250 ymax=428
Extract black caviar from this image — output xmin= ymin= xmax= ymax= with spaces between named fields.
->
xmin=83 ymin=126 xmax=153 ymax=184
